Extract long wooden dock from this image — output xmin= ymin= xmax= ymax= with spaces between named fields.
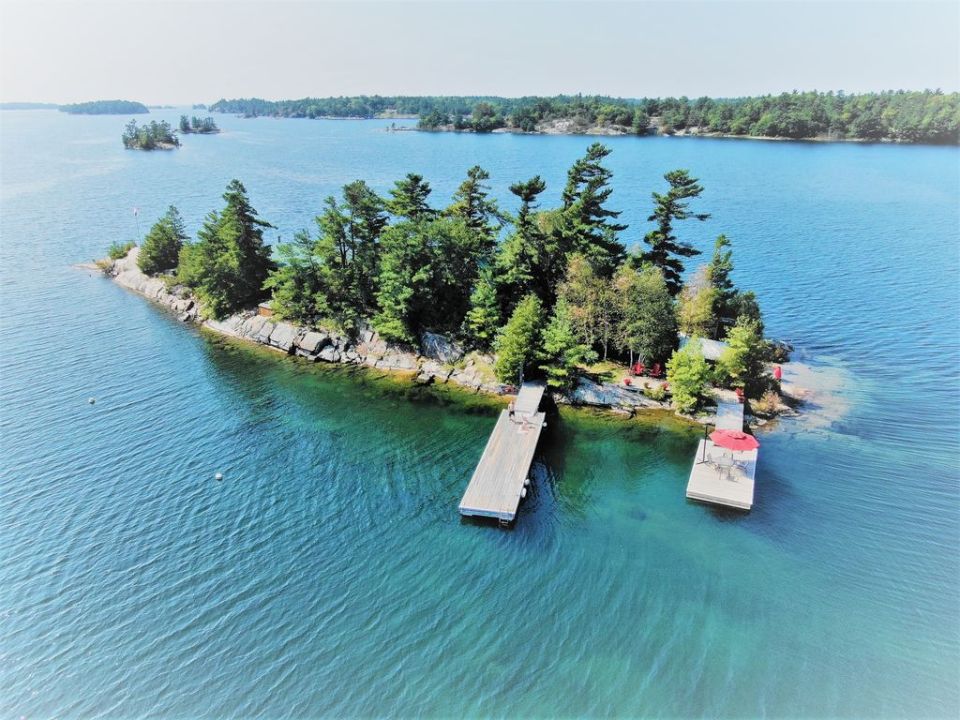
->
xmin=686 ymin=399 xmax=757 ymax=510
xmin=459 ymin=381 xmax=546 ymax=523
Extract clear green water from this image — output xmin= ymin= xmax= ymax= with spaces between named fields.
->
xmin=1 ymin=110 xmax=958 ymax=718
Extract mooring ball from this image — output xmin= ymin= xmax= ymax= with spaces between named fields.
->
xmin=88 ymin=397 xmax=96 ymax=404
xmin=215 ymin=472 xmax=223 ymax=481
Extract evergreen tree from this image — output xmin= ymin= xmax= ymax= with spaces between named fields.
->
xmin=715 ymin=319 xmax=771 ymax=398
xmin=706 ymin=234 xmax=738 ymax=338
xmin=177 ymin=180 xmax=274 ymax=319
xmin=493 ymin=294 xmax=543 ymax=383
xmin=557 ymin=143 xmax=626 ymax=275
xmin=496 ymin=176 xmax=549 ymax=307
xmin=639 ymin=170 xmax=710 ymax=294
xmin=446 ymin=165 xmax=504 ymax=241
xmin=372 ymin=220 xmax=434 ymax=344
xmin=263 ymin=230 xmax=322 ymax=322
xmin=138 ymin=205 xmax=187 ymax=275
xmin=733 ymin=290 xmax=764 ymax=336
xmin=539 ymin=298 xmax=597 ymax=390
xmin=463 ymin=266 xmax=501 ymax=350
xmin=613 ymin=264 xmax=677 ymax=365
xmin=386 ymin=173 xmax=435 ymax=221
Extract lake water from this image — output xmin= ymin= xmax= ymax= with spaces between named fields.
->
xmin=1 ymin=109 xmax=958 ymax=718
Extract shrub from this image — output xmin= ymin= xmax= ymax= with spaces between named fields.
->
xmin=107 ymin=240 xmax=136 ymax=260
xmin=643 ymin=384 xmax=668 ymax=402
xmin=751 ymin=390 xmax=781 ymax=418
xmin=666 ymin=341 xmax=711 ymax=413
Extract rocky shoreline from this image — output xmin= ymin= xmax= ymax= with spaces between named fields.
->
xmin=103 ymin=248 xmax=675 ymax=415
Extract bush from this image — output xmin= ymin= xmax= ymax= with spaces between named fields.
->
xmin=138 ymin=206 xmax=187 ymax=276
xmin=107 ymin=240 xmax=135 ymax=260
xmin=666 ymin=341 xmax=711 ymax=413
xmin=750 ymin=390 xmax=781 ymax=418
xmin=643 ymin=384 xmax=668 ymax=401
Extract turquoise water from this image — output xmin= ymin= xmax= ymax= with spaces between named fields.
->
xmin=1 ymin=109 xmax=958 ymax=718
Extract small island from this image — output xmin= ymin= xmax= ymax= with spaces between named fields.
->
xmin=179 ymin=115 xmax=220 ymax=134
xmin=121 ymin=119 xmax=179 ymax=150
xmin=100 ymin=145 xmax=797 ymax=426
xmin=61 ymin=99 xmax=149 ymax=115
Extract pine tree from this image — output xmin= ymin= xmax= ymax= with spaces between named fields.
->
xmin=539 ymin=298 xmax=597 ymax=390
xmin=386 ymin=173 xmax=435 ymax=221
xmin=639 ymin=169 xmax=710 ymax=295
xmin=263 ymin=230 xmax=322 ymax=322
xmin=138 ymin=206 xmax=187 ymax=275
xmin=463 ymin=266 xmax=501 ymax=350
xmin=371 ymin=221 xmax=434 ymax=344
xmin=557 ymin=142 xmax=626 ymax=276
xmin=493 ymin=294 xmax=543 ymax=383
xmin=496 ymin=176 xmax=549 ymax=307
xmin=706 ymin=234 xmax=737 ymax=338
xmin=177 ymin=180 xmax=274 ymax=319
xmin=716 ymin=319 xmax=771 ymax=398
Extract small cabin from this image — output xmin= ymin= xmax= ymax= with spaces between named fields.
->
xmin=257 ymin=301 xmax=274 ymax=318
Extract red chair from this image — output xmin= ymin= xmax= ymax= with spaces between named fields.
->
xmin=650 ymin=363 xmax=662 ymax=378
xmin=632 ymin=362 xmax=645 ymax=376
xmin=623 ymin=377 xmax=632 ymax=386
xmin=735 ymin=387 xmax=744 ymax=403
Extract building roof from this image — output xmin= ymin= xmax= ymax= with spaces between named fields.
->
xmin=679 ymin=334 xmax=729 ymax=362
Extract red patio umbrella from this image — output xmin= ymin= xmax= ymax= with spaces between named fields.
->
xmin=709 ymin=429 xmax=760 ymax=452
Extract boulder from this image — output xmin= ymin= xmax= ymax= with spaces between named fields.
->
xmin=255 ymin=321 xmax=276 ymax=344
xmin=297 ymin=331 xmax=330 ymax=354
xmin=269 ymin=322 xmax=298 ymax=353
xmin=419 ymin=331 xmax=464 ymax=364
xmin=567 ymin=376 xmax=660 ymax=409
xmin=318 ymin=345 xmax=341 ymax=363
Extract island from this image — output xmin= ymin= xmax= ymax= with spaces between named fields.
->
xmin=60 ymin=99 xmax=149 ymax=115
xmin=121 ymin=119 xmax=179 ymax=150
xmin=179 ymin=115 xmax=220 ymax=134
xmin=208 ymin=91 xmax=960 ymax=144
xmin=99 ymin=145 xmax=800 ymax=426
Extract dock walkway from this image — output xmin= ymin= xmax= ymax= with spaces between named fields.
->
xmin=685 ymin=398 xmax=757 ymax=510
xmin=459 ymin=381 xmax=546 ymax=523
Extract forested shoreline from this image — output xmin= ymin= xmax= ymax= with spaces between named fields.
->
xmin=209 ymin=91 xmax=960 ymax=144
xmin=61 ymin=100 xmax=149 ymax=115
xmin=116 ymin=144 xmax=786 ymax=415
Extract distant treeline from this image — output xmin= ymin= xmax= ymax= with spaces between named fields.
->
xmin=61 ymin=100 xmax=149 ymax=115
xmin=210 ymin=91 xmax=960 ymax=143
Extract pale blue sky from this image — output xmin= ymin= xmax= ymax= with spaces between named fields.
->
xmin=1 ymin=0 xmax=957 ymax=104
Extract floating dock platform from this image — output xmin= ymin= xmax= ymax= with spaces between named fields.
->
xmin=459 ymin=381 xmax=546 ymax=523
xmin=686 ymin=399 xmax=758 ymax=510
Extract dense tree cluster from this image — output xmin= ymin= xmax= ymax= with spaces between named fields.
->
xmin=121 ymin=119 xmax=179 ymax=150
xmin=61 ymin=100 xmax=148 ymax=115
xmin=210 ymin=92 xmax=959 ymax=143
xmin=128 ymin=148 xmax=778 ymax=405
xmin=179 ymin=115 xmax=219 ymax=134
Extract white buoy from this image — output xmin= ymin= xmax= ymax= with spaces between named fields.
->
xmin=88 ymin=397 xmax=96 ymax=405
xmin=524 ymin=478 xmax=530 ymax=487
xmin=215 ymin=472 xmax=223 ymax=481
xmin=521 ymin=487 xmax=528 ymax=499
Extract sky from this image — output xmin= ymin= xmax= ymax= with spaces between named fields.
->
xmin=1 ymin=0 xmax=957 ymax=104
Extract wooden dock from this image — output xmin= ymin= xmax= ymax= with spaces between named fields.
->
xmin=459 ymin=381 xmax=546 ymax=523
xmin=686 ymin=399 xmax=757 ymax=510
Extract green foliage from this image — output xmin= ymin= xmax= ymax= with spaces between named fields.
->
xmin=666 ymin=341 xmax=711 ymax=413
xmin=539 ymin=298 xmax=597 ymax=389
xmin=733 ymin=290 xmax=764 ymax=336
xmin=387 ymin=174 xmax=435 ymax=221
xmin=138 ymin=206 xmax=187 ymax=275
xmin=180 ymin=115 xmax=219 ymax=133
xmin=558 ymin=253 xmax=617 ymax=359
xmin=639 ymin=169 xmax=710 ymax=294
xmin=495 ymin=176 xmax=550 ymax=306
xmin=61 ymin=100 xmax=148 ymax=114
xmin=557 ymin=143 xmax=626 ymax=276
xmin=262 ymin=230 xmax=323 ymax=322
xmin=677 ymin=267 xmax=716 ymax=337
xmin=108 ymin=240 xmax=136 ymax=260
xmin=210 ymin=91 xmax=960 ymax=143
xmin=177 ymin=180 xmax=274 ymax=319
xmin=371 ymin=220 xmax=435 ymax=343
xmin=715 ymin=319 xmax=771 ymax=398
xmin=493 ymin=294 xmax=543 ymax=383
xmin=122 ymin=119 xmax=179 ymax=150
xmin=463 ymin=267 xmax=501 ymax=349
xmin=706 ymin=234 xmax=738 ymax=337
xmin=613 ymin=263 xmax=677 ymax=364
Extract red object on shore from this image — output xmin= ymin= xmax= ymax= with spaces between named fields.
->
xmin=623 ymin=377 xmax=632 ymax=386
xmin=709 ymin=429 xmax=760 ymax=452
xmin=773 ymin=365 xmax=782 ymax=381
xmin=632 ymin=362 xmax=645 ymax=376
xmin=651 ymin=363 xmax=662 ymax=378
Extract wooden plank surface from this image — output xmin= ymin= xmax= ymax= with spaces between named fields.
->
xmin=514 ymin=381 xmax=546 ymax=416
xmin=685 ymin=439 xmax=757 ymax=510
xmin=459 ymin=404 xmax=545 ymax=521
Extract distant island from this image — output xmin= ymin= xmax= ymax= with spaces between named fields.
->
xmin=179 ymin=115 xmax=220 ymax=134
xmin=192 ymin=103 xmax=208 ymax=110
xmin=62 ymin=100 xmax=149 ymax=115
xmin=122 ymin=119 xmax=179 ymax=150
xmin=0 ymin=102 xmax=58 ymax=110
xmin=209 ymin=91 xmax=960 ymax=144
